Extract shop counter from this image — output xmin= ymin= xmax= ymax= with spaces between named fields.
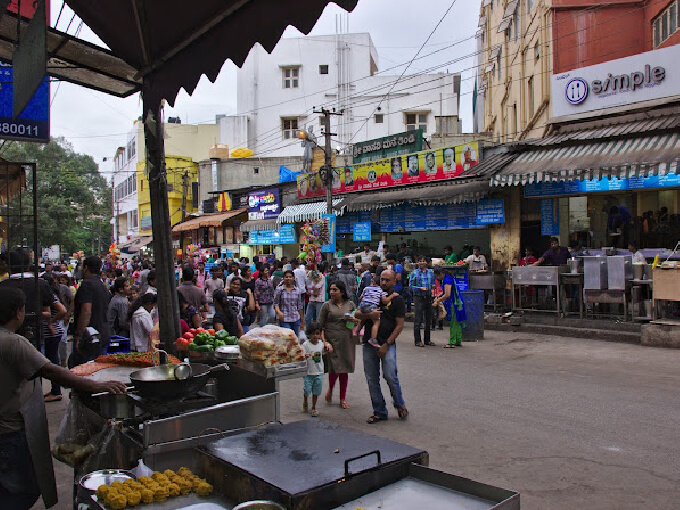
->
xmin=511 ymin=266 xmax=563 ymax=314
xmin=469 ymin=271 xmax=506 ymax=311
xmin=652 ymin=268 xmax=680 ymax=319
xmin=559 ymin=273 xmax=584 ymax=319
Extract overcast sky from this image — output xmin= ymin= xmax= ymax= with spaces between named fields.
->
xmin=47 ymin=0 xmax=480 ymax=176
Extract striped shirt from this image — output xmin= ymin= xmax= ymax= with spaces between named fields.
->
xmin=273 ymin=285 xmax=303 ymax=322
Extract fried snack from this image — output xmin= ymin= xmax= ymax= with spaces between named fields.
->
xmin=137 ymin=476 xmax=153 ymax=485
xmin=176 ymin=467 xmax=193 ymax=477
xmin=105 ymin=492 xmax=127 ymax=510
xmin=170 ymin=475 xmax=184 ymax=485
xmin=110 ymin=481 xmax=125 ymax=490
xmin=178 ymin=479 xmax=192 ymax=495
xmin=152 ymin=485 xmax=169 ymax=502
xmin=196 ymin=481 xmax=213 ymax=497
xmin=140 ymin=489 xmax=154 ymax=504
xmin=167 ymin=483 xmax=181 ymax=497
xmin=163 ymin=469 xmax=176 ymax=478
xmin=96 ymin=484 xmax=111 ymax=499
xmin=126 ymin=491 xmax=141 ymax=507
xmin=150 ymin=471 xmax=163 ymax=481
xmin=191 ymin=477 xmax=205 ymax=491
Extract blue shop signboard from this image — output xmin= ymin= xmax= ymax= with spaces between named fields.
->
xmin=379 ymin=202 xmax=497 ymax=232
xmin=353 ymin=221 xmax=372 ymax=241
xmin=248 ymin=188 xmax=280 ymax=220
xmin=321 ymin=214 xmax=337 ymax=253
xmin=525 ymin=174 xmax=680 ymax=198
xmin=337 ymin=211 xmax=372 ymax=233
xmin=249 ymin=223 xmax=297 ymax=245
xmin=540 ymin=199 xmax=560 ymax=236
xmin=476 ymin=199 xmax=505 ymax=224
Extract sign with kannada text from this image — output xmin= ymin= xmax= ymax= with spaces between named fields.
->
xmin=353 ymin=129 xmax=422 ymax=163
xmin=297 ymin=142 xmax=479 ymax=199
xmin=353 ymin=221 xmax=372 ymax=242
xmin=540 ymin=199 xmax=560 ymax=236
xmin=248 ymin=223 xmax=297 ymax=245
xmin=476 ymin=199 xmax=505 ymax=224
xmin=248 ymin=187 xmax=280 ymax=220
xmin=320 ymin=214 xmax=336 ymax=253
xmin=525 ymin=173 xmax=680 ymax=198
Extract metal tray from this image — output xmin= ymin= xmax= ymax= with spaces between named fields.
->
xmin=236 ymin=359 xmax=306 ymax=380
xmin=89 ymin=491 xmax=236 ymax=510
xmin=79 ymin=469 xmax=135 ymax=491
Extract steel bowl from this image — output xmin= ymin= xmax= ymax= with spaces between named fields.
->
xmin=233 ymin=502 xmax=286 ymax=510
xmin=79 ymin=469 xmax=135 ymax=492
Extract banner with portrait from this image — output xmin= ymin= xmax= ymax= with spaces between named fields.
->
xmin=297 ymin=142 xmax=479 ymax=199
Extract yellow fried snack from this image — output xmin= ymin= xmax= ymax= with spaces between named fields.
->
xmin=137 ymin=476 xmax=153 ymax=485
xmin=126 ymin=491 xmax=141 ymax=507
xmin=105 ymin=492 xmax=127 ymax=510
xmin=96 ymin=484 xmax=111 ymax=499
xmin=178 ymin=479 xmax=192 ymax=495
xmin=191 ymin=477 xmax=207 ymax=491
xmin=110 ymin=481 xmax=125 ymax=490
xmin=152 ymin=485 xmax=169 ymax=502
xmin=140 ymin=489 xmax=154 ymax=504
xmin=166 ymin=483 xmax=181 ymax=497
xmin=177 ymin=467 xmax=193 ymax=477
xmin=163 ymin=469 xmax=176 ymax=478
xmin=196 ymin=481 xmax=213 ymax=497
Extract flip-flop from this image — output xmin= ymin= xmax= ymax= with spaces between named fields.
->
xmin=366 ymin=414 xmax=386 ymax=424
xmin=311 ymin=410 xmax=320 ymax=417
xmin=44 ymin=394 xmax=63 ymax=402
xmin=443 ymin=344 xmax=455 ymax=348
xmin=415 ymin=343 xmax=425 ymax=347
xmin=325 ymin=391 xmax=332 ymax=404
xmin=340 ymin=400 xmax=350 ymax=409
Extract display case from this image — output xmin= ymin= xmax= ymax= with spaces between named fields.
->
xmin=583 ymin=256 xmax=608 ymax=290
xmin=607 ymin=256 xmax=633 ymax=291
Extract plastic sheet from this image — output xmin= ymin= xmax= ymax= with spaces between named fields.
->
xmin=51 ymin=394 xmax=107 ymax=468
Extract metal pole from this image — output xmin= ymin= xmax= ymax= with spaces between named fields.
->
xmin=32 ymin=163 xmax=40 ymax=353
xmin=321 ymin=112 xmax=333 ymax=215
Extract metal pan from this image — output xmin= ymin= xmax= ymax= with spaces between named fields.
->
xmin=129 ymin=363 xmax=226 ymax=399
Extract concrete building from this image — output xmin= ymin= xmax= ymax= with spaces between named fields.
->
xmin=218 ymin=33 xmax=462 ymax=158
xmin=475 ymin=0 xmax=680 ymax=142
xmin=111 ymin=120 xmax=218 ymax=247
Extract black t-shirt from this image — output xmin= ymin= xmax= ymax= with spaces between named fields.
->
xmin=212 ymin=310 xmax=240 ymax=338
xmin=226 ymin=290 xmax=249 ymax=321
xmin=74 ymin=276 xmax=112 ymax=346
xmin=362 ymin=293 xmax=406 ymax=345
xmin=0 ymin=275 xmax=54 ymax=345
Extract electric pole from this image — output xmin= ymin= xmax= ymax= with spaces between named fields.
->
xmin=313 ymin=107 xmax=343 ymax=215
xmin=181 ymin=171 xmax=190 ymax=221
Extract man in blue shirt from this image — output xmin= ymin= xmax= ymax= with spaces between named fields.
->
xmin=408 ymin=256 xmax=435 ymax=347
xmin=608 ymin=205 xmax=632 ymax=248
xmin=386 ymin=252 xmax=410 ymax=312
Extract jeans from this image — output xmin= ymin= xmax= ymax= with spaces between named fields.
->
xmin=362 ymin=343 xmax=405 ymax=418
xmin=305 ymin=301 xmax=323 ymax=324
xmin=399 ymin=287 xmax=412 ymax=313
xmin=43 ymin=335 xmax=61 ymax=395
xmin=258 ymin=304 xmax=275 ymax=327
xmin=279 ymin=319 xmax=300 ymax=336
xmin=0 ymin=429 xmax=41 ymax=510
xmin=413 ymin=295 xmax=432 ymax=344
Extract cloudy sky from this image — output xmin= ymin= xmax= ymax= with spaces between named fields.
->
xmin=47 ymin=0 xmax=481 ymax=176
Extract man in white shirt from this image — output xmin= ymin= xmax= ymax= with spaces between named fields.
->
xmin=465 ymin=246 xmax=488 ymax=271
xmin=360 ymin=244 xmax=375 ymax=264
xmin=628 ymin=242 xmax=646 ymax=264
xmin=292 ymin=259 xmax=307 ymax=310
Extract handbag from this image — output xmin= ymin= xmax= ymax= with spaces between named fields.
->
xmin=436 ymin=302 xmax=447 ymax=321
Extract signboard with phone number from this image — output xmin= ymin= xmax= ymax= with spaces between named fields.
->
xmin=0 ymin=65 xmax=49 ymax=142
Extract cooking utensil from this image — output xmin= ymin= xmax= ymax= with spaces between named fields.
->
xmin=214 ymin=345 xmax=240 ymax=361
xmin=233 ymin=502 xmax=286 ymax=510
xmin=79 ymin=469 xmax=135 ymax=491
xmin=94 ymin=392 xmax=138 ymax=420
xmin=129 ymin=363 xmax=228 ymax=399
xmin=174 ymin=361 xmax=192 ymax=380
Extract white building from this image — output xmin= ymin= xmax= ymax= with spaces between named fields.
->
xmin=112 ymin=133 xmax=140 ymax=246
xmin=219 ymin=33 xmax=462 ymax=158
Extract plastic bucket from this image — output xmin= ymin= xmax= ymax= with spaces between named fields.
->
xmin=461 ymin=290 xmax=484 ymax=341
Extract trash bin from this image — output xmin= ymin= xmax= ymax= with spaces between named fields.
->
xmin=461 ymin=290 xmax=484 ymax=341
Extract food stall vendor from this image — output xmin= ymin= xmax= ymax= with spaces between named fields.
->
xmin=465 ymin=246 xmax=487 ymax=271
xmin=0 ymin=287 xmax=126 ymax=510
xmin=533 ymin=237 xmax=570 ymax=266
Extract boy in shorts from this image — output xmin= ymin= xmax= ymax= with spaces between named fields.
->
xmin=301 ymin=322 xmax=332 ymax=417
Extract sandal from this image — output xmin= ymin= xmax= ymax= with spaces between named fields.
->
xmin=302 ymin=401 xmax=308 ymax=412
xmin=425 ymin=342 xmax=436 ymax=346
xmin=340 ymin=400 xmax=350 ymax=409
xmin=325 ymin=390 xmax=332 ymax=404
xmin=397 ymin=406 xmax=409 ymax=419
xmin=366 ymin=414 xmax=386 ymax=424
xmin=415 ymin=343 xmax=425 ymax=347
xmin=444 ymin=344 xmax=456 ymax=348
xmin=44 ymin=394 xmax=63 ymax=402
xmin=311 ymin=410 xmax=319 ymax=417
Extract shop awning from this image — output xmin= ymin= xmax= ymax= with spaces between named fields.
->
xmin=460 ymin=153 xmax=518 ymax=178
xmin=277 ymin=199 xmax=344 ymax=223
xmin=239 ymin=219 xmax=280 ymax=232
xmin=120 ymin=236 xmax=153 ymax=253
xmin=172 ymin=208 xmax=247 ymax=233
xmin=490 ymin=133 xmax=680 ymax=186
xmin=343 ymin=180 xmax=490 ymax=212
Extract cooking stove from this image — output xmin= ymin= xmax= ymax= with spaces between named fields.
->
xmin=126 ymin=391 xmax=217 ymax=420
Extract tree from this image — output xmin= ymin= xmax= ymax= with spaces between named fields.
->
xmin=1 ymin=137 xmax=111 ymax=257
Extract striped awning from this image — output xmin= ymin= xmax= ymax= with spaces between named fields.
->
xmin=172 ymin=208 xmax=247 ymax=233
xmin=277 ymin=199 xmax=344 ymax=223
xmin=239 ymin=219 xmax=279 ymax=232
xmin=490 ymin=133 xmax=680 ymax=187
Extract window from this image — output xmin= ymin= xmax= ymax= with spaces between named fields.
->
xmin=534 ymin=41 xmax=540 ymax=61
xmin=282 ymin=118 xmax=299 ymax=139
xmin=527 ymin=0 xmax=534 ymax=13
xmin=513 ymin=8 xmax=519 ymax=41
xmin=374 ymin=114 xmax=384 ymax=123
xmin=319 ymin=65 xmax=329 ymax=75
xmin=405 ymin=113 xmax=428 ymax=132
xmin=254 ymin=167 xmax=259 ymax=174
xmin=653 ymin=1 xmax=678 ymax=48
xmin=497 ymin=47 xmax=502 ymax=80
xmin=131 ymin=209 xmax=138 ymax=229
xmin=513 ymin=103 xmax=518 ymax=138
xmin=527 ymin=76 xmax=534 ymax=117
xmin=282 ymin=67 xmax=299 ymax=88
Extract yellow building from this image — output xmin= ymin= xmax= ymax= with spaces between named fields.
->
xmin=478 ymin=0 xmax=553 ymax=142
xmin=138 ymin=155 xmax=199 ymax=232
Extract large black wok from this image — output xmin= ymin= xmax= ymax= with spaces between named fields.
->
xmin=129 ymin=363 xmax=224 ymax=399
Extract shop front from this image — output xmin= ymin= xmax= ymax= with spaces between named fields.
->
xmin=171 ymin=208 xmax=247 ymax=262
xmin=276 ymin=199 xmax=345 ymax=260
xmin=239 ymin=220 xmax=298 ymax=261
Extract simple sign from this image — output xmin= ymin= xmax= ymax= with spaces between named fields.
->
xmin=449 ymin=266 xmax=469 ymax=293
xmin=353 ymin=129 xmax=423 ymax=163
xmin=379 ymin=202 xmax=490 ymax=232
xmin=352 ymin=221 xmax=372 ymax=242
xmin=0 ymin=64 xmax=49 ymax=142
xmin=248 ymin=188 xmax=280 ymax=220
xmin=540 ymin=199 xmax=560 ymax=236
xmin=524 ymin=173 xmax=680 ymax=198
xmin=140 ymin=216 xmax=152 ymax=230
xmin=320 ymin=214 xmax=336 ymax=253
xmin=41 ymin=244 xmax=59 ymax=262
xmin=476 ymin=199 xmax=505 ymax=224
xmin=249 ymin=223 xmax=296 ymax=245
xmin=337 ymin=211 xmax=371 ymax=233
xmin=552 ymin=44 xmax=679 ymax=117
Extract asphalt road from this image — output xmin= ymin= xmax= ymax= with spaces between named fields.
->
xmin=40 ymin=329 xmax=680 ymax=509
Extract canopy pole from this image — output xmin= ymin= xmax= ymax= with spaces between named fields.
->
xmin=143 ymin=87 xmax=181 ymax=350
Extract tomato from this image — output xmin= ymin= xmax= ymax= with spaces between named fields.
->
xmin=190 ymin=329 xmax=198 ymax=335
xmin=207 ymin=329 xmax=216 ymax=336
xmin=183 ymin=332 xmax=194 ymax=340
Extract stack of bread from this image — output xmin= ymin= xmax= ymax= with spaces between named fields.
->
xmin=238 ymin=325 xmax=306 ymax=367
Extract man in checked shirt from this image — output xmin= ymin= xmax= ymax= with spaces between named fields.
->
xmin=408 ymin=255 xmax=435 ymax=347
xmin=274 ymin=270 xmax=305 ymax=337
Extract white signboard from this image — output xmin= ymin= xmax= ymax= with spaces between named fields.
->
xmin=42 ymin=244 xmax=60 ymax=262
xmin=552 ymin=44 xmax=680 ymax=118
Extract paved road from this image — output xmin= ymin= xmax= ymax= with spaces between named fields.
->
xmin=40 ymin=329 xmax=680 ymax=509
